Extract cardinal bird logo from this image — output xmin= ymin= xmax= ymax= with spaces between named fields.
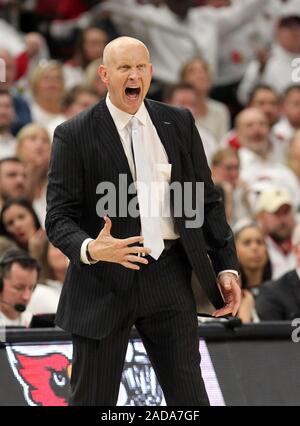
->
xmin=6 ymin=344 xmax=72 ymax=406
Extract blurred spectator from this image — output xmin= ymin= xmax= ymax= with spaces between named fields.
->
xmin=209 ymin=1 xmax=274 ymax=119
xmin=164 ymin=82 xmax=218 ymax=163
xmin=234 ymin=219 xmax=272 ymax=322
xmin=255 ymin=187 xmax=297 ymax=279
xmin=211 ymin=148 xmax=250 ymax=226
xmin=0 ymin=19 xmax=28 ymax=80
xmin=62 ymin=85 xmax=99 ymax=118
xmin=238 ymin=4 xmax=300 ymax=104
xmin=180 ymin=57 xmax=230 ymax=141
xmin=222 ymin=84 xmax=282 ymax=150
xmin=0 ymin=249 xmax=39 ymax=327
xmin=29 ymin=60 xmax=65 ymax=135
xmin=27 ymin=237 xmax=69 ymax=314
xmin=103 ymin=0 xmax=270 ymax=85
xmin=241 ymin=162 xmax=300 ymax=215
xmin=0 ymin=157 xmax=28 ymax=209
xmin=0 ymin=197 xmax=41 ymax=251
xmin=63 ymin=26 xmax=109 ymax=89
xmin=235 ymin=107 xmax=282 ymax=170
xmin=273 ymin=84 xmax=300 ymax=147
xmin=257 ymin=223 xmax=300 ymax=321
xmin=0 ymin=48 xmax=32 ymax=135
xmin=233 ymin=107 xmax=300 ymax=211
xmin=85 ymin=58 xmax=107 ymax=97
xmin=0 ymin=89 xmax=16 ymax=159
xmin=48 ymin=85 xmax=100 ymax=137
xmin=16 ymin=123 xmax=51 ymax=225
xmin=47 ymin=0 xmax=101 ymax=55
xmin=248 ymin=84 xmax=281 ymax=128
xmin=0 ymin=236 xmax=17 ymax=257
xmin=287 ymin=130 xmax=300 ymax=185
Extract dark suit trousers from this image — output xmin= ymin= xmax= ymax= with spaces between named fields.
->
xmin=69 ymin=243 xmax=210 ymax=406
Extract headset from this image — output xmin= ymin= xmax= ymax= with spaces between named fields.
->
xmin=0 ymin=249 xmax=40 ymax=291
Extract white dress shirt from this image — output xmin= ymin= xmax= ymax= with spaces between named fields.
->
xmin=81 ymin=97 xmax=239 ymax=279
xmin=81 ymin=96 xmax=178 ymax=264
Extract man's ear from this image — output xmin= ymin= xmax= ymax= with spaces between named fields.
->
xmin=98 ymin=65 xmax=109 ymax=85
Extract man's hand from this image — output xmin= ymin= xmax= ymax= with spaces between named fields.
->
xmin=212 ymin=272 xmax=241 ymax=317
xmin=88 ymin=216 xmax=151 ymax=270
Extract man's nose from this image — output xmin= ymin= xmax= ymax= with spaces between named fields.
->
xmin=21 ymin=289 xmax=32 ymax=303
xmin=128 ymin=68 xmax=139 ymax=79
xmin=16 ymin=176 xmax=24 ymax=184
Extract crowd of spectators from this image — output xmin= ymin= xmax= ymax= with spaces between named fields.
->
xmin=1 ymin=0 xmax=300 ymax=326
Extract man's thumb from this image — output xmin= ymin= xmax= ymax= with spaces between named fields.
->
xmin=101 ymin=216 xmax=112 ymax=235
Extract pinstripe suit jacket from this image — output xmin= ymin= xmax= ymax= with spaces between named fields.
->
xmin=46 ymin=98 xmax=239 ymax=339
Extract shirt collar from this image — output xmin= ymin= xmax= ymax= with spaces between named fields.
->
xmin=106 ymin=95 xmax=147 ymax=131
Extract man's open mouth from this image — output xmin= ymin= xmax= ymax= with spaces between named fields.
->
xmin=125 ymin=87 xmax=141 ymax=99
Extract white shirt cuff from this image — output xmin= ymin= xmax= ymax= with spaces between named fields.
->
xmin=218 ymin=269 xmax=239 ymax=279
xmin=80 ymin=238 xmax=97 ymax=265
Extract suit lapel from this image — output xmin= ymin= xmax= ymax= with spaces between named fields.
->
xmin=145 ymin=99 xmax=182 ymax=183
xmin=93 ymin=98 xmax=182 ymax=185
xmin=93 ymin=98 xmax=134 ymax=184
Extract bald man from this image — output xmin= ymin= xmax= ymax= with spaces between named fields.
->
xmin=46 ymin=36 xmax=240 ymax=406
xmin=235 ymin=107 xmax=284 ymax=171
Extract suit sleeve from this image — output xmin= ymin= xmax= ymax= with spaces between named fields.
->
xmin=256 ymin=283 xmax=285 ymax=321
xmin=187 ymin=109 xmax=239 ymax=275
xmin=45 ymin=124 xmax=90 ymax=266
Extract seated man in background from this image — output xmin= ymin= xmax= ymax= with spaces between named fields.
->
xmin=255 ymin=187 xmax=297 ymax=279
xmin=248 ymin=84 xmax=281 ymax=129
xmin=0 ymin=250 xmax=39 ymax=327
xmin=256 ymin=224 xmax=300 ymax=321
xmin=0 ymin=90 xmax=17 ymax=160
xmin=0 ymin=157 xmax=29 ymax=209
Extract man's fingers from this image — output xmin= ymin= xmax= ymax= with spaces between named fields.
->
xmin=212 ymin=303 xmax=234 ymax=317
xmin=124 ymin=246 xmax=151 ymax=255
xmin=125 ymin=255 xmax=149 ymax=264
xmin=123 ymin=235 xmax=145 ymax=246
xmin=121 ymin=261 xmax=141 ymax=270
xmin=212 ymin=294 xmax=240 ymax=317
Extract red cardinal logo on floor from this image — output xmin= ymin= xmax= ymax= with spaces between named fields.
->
xmin=6 ymin=344 xmax=72 ymax=406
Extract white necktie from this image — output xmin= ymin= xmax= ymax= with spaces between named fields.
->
xmin=130 ymin=116 xmax=164 ymax=260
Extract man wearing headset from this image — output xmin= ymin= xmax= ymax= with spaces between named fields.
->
xmin=0 ymin=250 xmax=39 ymax=327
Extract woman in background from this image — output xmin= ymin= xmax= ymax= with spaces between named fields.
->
xmin=16 ymin=123 xmax=51 ymax=225
xmin=234 ymin=220 xmax=272 ymax=323
xmin=0 ymin=198 xmax=41 ymax=251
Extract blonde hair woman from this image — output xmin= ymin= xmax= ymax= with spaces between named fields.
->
xmin=29 ymin=60 xmax=65 ymax=133
xmin=17 ymin=123 xmax=51 ymax=225
xmin=85 ymin=58 xmax=107 ymax=98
